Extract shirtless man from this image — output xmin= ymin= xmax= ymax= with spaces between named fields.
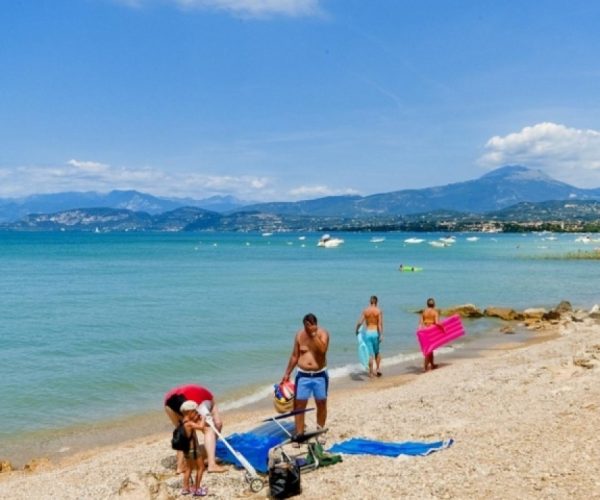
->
xmin=355 ymin=295 xmax=384 ymax=377
xmin=419 ymin=297 xmax=443 ymax=372
xmin=281 ymin=313 xmax=330 ymax=436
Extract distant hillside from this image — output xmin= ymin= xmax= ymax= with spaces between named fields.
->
xmin=0 ymin=191 xmax=247 ymax=223
xmin=4 ymin=198 xmax=600 ymax=233
xmin=486 ymin=200 xmax=600 ymax=222
xmin=241 ymin=166 xmax=600 ymax=216
xmin=7 ymin=207 xmax=297 ymax=233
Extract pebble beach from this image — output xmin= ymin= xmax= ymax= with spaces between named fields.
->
xmin=2 ymin=308 xmax=600 ymax=499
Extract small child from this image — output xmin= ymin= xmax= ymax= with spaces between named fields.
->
xmin=179 ymin=400 xmax=208 ymax=497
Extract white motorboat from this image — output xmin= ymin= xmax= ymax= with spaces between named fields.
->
xmin=370 ymin=237 xmax=385 ymax=243
xmin=466 ymin=236 xmax=479 ymax=242
xmin=404 ymin=237 xmax=424 ymax=244
xmin=317 ymin=234 xmax=344 ymax=248
xmin=439 ymin=236 xmax=456 ymax=244
xmin=429 ymin=241 xmax=448 ymax=248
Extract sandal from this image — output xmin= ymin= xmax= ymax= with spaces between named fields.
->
xmin=193 ymin=486 xmax=208 ymax=497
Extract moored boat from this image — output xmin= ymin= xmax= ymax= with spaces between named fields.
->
xmin=317 ymin=234 xmax=344 ymax=248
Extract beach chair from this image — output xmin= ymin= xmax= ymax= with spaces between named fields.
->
xmin=212 ymin=408 xmax=333 ymax=496
xmin=215 ymin=418 xmax=296 ymax=474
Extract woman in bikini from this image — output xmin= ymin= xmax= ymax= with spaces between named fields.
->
xmin=419 ymin=297 xmax=443 ymax=372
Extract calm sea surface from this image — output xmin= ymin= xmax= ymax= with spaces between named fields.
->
xmin=1 ymin=231 xmax=599 ymax=454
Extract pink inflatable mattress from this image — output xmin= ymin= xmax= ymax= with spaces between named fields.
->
xmin=416 ymin=314 xmax=465 ymax=356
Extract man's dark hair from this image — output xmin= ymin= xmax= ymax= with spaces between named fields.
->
xmin=370 ymin=295 xmax=378 ymax=305
xmin=427 ymin=298 xmax=435 ymax=308
xmin=303 ymin=313 xmax=318 ymax=325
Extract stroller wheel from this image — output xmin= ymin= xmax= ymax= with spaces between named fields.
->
xmin=249 ymin=478 xmax=264 ymax=493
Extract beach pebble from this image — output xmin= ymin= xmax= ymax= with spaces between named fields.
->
xmin=23 ymin=457 xmax=51 ymax=472
xmin=0 ymin=460 xmax=13 ymax=473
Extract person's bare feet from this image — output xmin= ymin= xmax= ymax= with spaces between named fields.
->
xmin=208 ymin=465 xmax=227 ymax=473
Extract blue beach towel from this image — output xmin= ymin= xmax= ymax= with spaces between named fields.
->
xmin=215 ymin=420 xmax=294 ymax=473
xmin=328 ymin=438 xmax=453 ymax=457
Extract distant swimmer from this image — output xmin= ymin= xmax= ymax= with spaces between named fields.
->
xmin=419 ymin=298 xmax=444 ymax=372
xmin=355 ymin=296 xmax=384 ymax=377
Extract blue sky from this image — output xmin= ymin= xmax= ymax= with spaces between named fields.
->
xmin=2 ymin=0 xmax=600 ymax=201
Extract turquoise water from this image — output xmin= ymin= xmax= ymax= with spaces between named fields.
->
xmin=0 ymin=231 xmax=599 ymax=447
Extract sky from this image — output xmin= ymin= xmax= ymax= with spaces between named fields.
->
xmin=2 ymin=0 xmax=600 ymax=201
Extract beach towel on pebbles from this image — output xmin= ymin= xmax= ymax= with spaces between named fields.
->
xmin=328 ymin=438 xmax=453 ymax=457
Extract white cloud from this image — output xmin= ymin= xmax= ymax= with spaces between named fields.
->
xmin=185 ymin=172 xmax=271 ymax=193
xmin=116 ymin=0 xmax=322 ymax=17
xmin=67 ymin=159 xmax=111 ymax=173
xmin=288 ymin=185 xmax=359 ymax=200
xmin=179 ymin=0 xmax=321 ymax=17
xmin=0 ymin=159 xmax=274 ymax=200
xmin=479 ymin=122 xmax=600 ymax=186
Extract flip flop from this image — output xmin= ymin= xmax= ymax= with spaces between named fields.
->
xmin=193 ymin=486 xmax=208 ymax=497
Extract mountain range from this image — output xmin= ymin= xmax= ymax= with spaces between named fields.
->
xmin=0 ymin=191 xmax=247 ymax=223
xmin=242 ymin=166 xmax=600 ymax=216
xmin=1 ymin=166 xmax=600 ymax=228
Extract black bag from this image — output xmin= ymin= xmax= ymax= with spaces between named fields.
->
xmin=171 ymin=423 xmax=190 ymax=452
xmin=268 ymin=461 xmax=301 ymax=499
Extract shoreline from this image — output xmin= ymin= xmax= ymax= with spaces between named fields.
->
xmin=2 ymin=313 xmax=599 ymax=497
xmin=1 ymin=317 xmax=536 ymax=469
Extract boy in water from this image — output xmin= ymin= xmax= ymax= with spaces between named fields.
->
xmin=180 ymin=401 xmax=208 ymax=497
xmin=419 ymin=297 xmax=444 ymax=372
